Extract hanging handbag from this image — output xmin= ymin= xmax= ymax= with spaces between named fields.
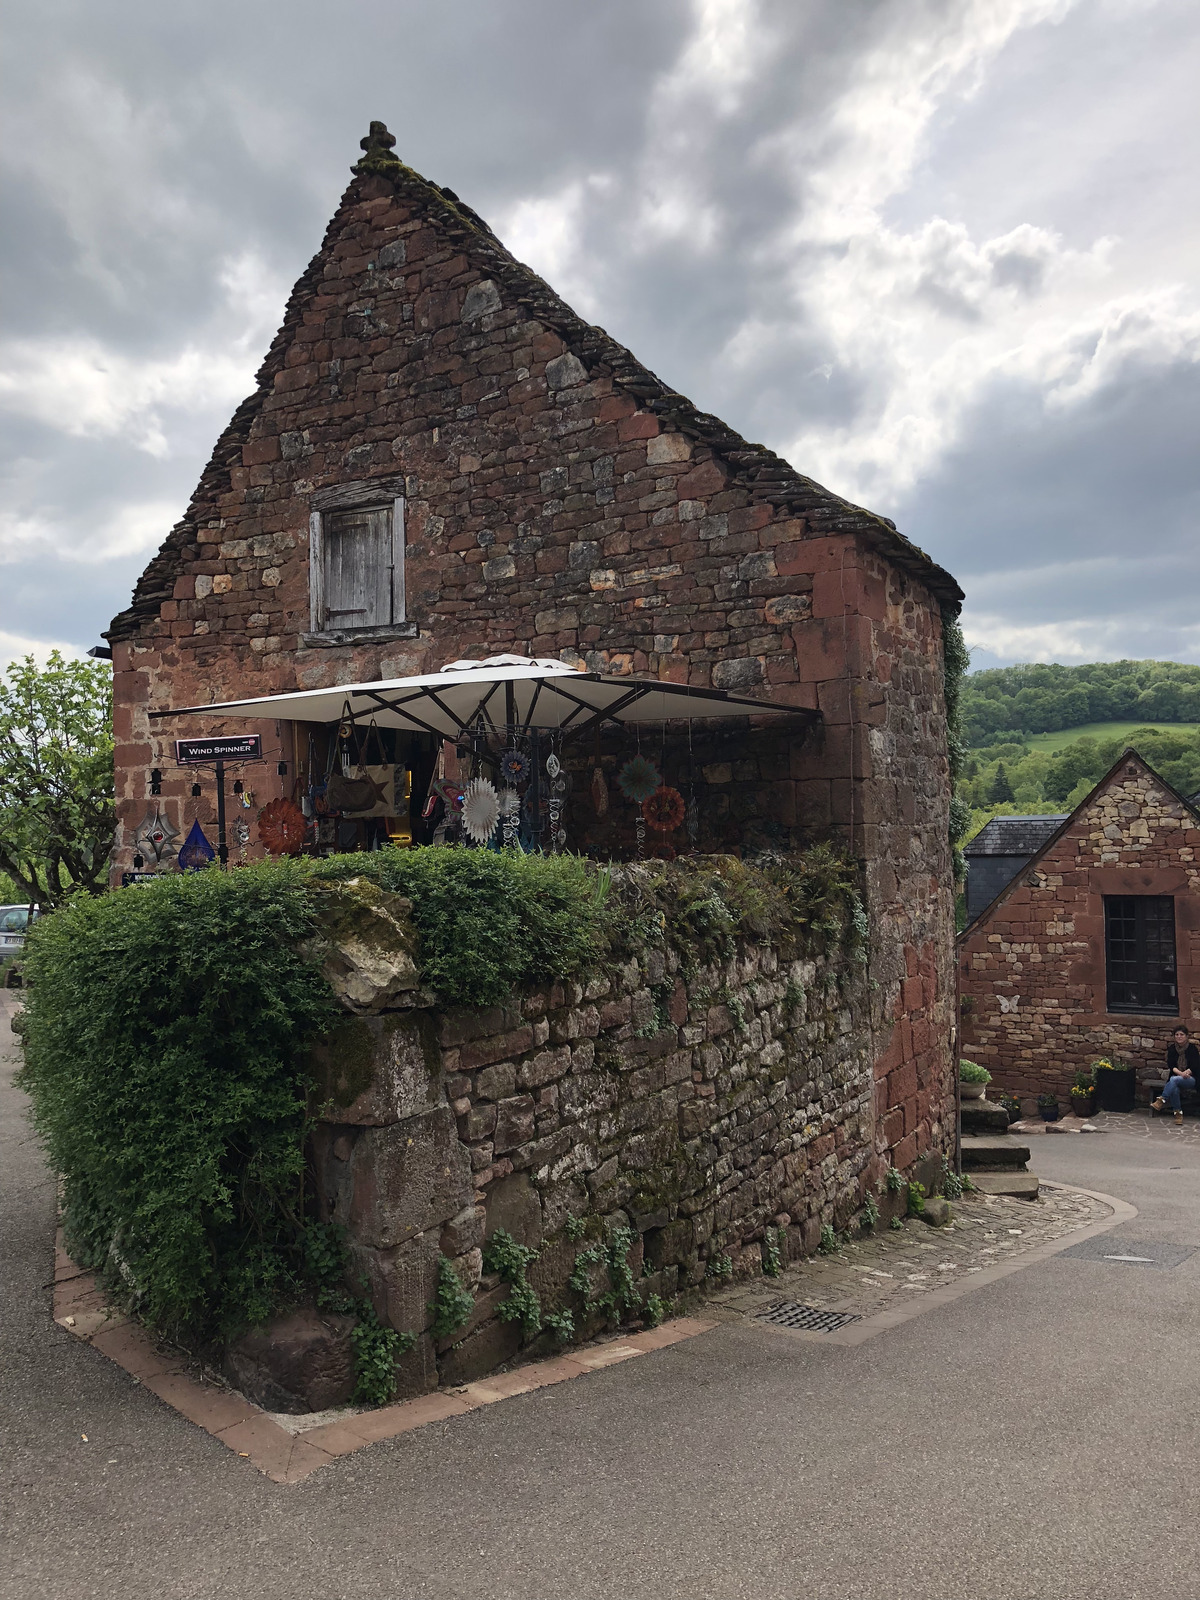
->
xmin=324 ymin=718 xmax=396 ymax=816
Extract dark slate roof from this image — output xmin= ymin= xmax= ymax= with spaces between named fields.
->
xmin=964 ymin=815 xmax=1069 ymax=858
xmin=107 ymin=122 xmax=963 ymax=643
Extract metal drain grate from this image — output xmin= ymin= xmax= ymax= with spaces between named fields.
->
xmin=755 ymin=1301 xmax=861 ymax=1333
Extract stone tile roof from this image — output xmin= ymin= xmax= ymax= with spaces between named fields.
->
xmin=108 ymin=122 xmax=962 ymax=643
xmin=964 ymin=815 xmax=1069 ymax=857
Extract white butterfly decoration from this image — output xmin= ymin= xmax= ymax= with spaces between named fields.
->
xmin=996 ymin=994 xmax=1020 ymax=1014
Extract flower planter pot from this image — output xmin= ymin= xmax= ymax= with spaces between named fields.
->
xmin=1094 ymin=1070 xmax=1135 ymax=1113
xmin=959 ymin=1080 xmax=988 ymax=1100
xmin=1039 ymin=1105 xmax=1060 ymax=1122
xmin=1070 ymin=1095 xmax=1096 ymax=1119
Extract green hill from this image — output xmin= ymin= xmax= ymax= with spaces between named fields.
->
xmin=962 ymin=659 xmax=1200 ymax=747
xmin=1026 ymin=720 xmax=1200 ymax=753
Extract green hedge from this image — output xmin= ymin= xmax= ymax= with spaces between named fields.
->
xmin=17 ymin=844 xmax=865 ymax=1344
xmin=312 ymin=846 xmax=612 ymax=1008
xmin=17 ymin=861 xmax=335 ymax=1339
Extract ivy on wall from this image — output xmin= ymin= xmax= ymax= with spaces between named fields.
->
xmin=942 ymin=606 xmax=971 ymax=883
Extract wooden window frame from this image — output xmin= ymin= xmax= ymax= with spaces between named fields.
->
xmin=304 ymin=476 xmax=416 ymax=647
xmin=1103 ymin=893 xmax=1179 ymax=1015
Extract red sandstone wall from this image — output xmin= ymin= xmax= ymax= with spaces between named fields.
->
xmin=958 ymin=757 xmax=1200 ymax=1101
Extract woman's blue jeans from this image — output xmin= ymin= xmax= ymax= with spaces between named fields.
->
xmin=1162 ymin=1075 xmax=1194 ymax=1110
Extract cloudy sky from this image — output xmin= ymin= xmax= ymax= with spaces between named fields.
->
xmin=2 ymin=0 xmax=1197 ymax=673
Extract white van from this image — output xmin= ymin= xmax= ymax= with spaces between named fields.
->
xmin=0 ymin=905 xmax=36 ymax=954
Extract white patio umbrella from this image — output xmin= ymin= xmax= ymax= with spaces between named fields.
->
xmin=149 ymin=655 xmax=814 ymax=741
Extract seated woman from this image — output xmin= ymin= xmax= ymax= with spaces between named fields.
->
xmin=1152 ymin=1026 xmax=1200 ymax=1123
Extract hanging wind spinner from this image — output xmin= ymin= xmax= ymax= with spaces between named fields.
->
xmin=461 ymin=778 xmax=501 ymax=845
xmin=499 ymin=787 xmax=521 ymax=849
xmin=500 ymin=749 xmax=530 ymax=786
xmin=617 ymin=755 xmax=661 ymax=803
xmin=643 ymin=786 xmax=686 ymax=832
xmin=686 ymin=794 xmax=700 ymax=848
xmin=178 ymin=818 xmax=216 ymax=871
xmin=133 ymin=804 xmax=180 ymax=867
xmin=258 ymin=797 xmax=309 ymax=856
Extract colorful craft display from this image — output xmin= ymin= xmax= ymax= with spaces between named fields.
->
xmin=258 ymin=797 xmax=309 ymax=856
xmin=643 ymin=786 xmax=685 ymax=832
xmin=499 ymin=750 xmax=529 ymax=785
xmin=461 ymin=778 xmax=501 ymax=844
xmin=617 ymin=755 xmax=661 ymax=803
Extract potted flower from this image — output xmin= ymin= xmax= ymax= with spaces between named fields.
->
xmin=1037 ymin=1093 xmax=1060 ymax=1122
xmin=959 ymin=1059 xmax=992 ymax=1100
xmin=1069 ymin=1068 xmax=1096 ymax=1118
xmin=1093 ymin=1057 xmax=1136 ymax=1113
xmin=998 ymin=1091 xmax=1022 ymax=1124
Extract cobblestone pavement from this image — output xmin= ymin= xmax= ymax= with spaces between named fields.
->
xmin=702 ymin=1182 xmax=1111 ymax=1325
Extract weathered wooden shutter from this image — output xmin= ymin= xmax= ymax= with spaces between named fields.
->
xmin=324 ymin=508 xmax=393 ymax=627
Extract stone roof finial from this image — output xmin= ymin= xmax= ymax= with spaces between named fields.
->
xmin=355 ymin=121 xmax=402 ymax=175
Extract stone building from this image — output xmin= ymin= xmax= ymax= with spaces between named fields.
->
xmin=106 ymin=124 xmax=962 ymax=1222
xmin=958 ymin=750 xmax=1200 ymax=1103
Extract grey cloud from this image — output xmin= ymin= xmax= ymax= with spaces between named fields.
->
xmin=1 ymin=0 xmax=1196 ymax=670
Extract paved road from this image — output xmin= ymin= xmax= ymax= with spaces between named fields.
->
xmin=4 ymin=993 xmax=1199 ymax=1600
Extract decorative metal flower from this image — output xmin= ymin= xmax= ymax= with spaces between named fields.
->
xmin=498 ymin=787 xmax=522 ymax=817
xmin=643 ymin=785 xmax=686 ymax=832
xmin=617 ymin=755 xmax=662 ymax=803
xmin=500 ymin=750 xmax=530 ymax=785
xmin=258 ymin=797 xmax=309 ymax=856
xmin=461 ymin=778 xmax=501 ymax=844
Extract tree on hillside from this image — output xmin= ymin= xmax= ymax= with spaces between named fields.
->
xmin=961 ymin=659 xmax=1200 ymax=745
xmin=0 ymin=653 xmax=114 ymax=907
xmin=988 ymin=763 xmax=1015 ymax=804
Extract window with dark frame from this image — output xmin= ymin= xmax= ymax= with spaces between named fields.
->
xmin=309 ymin=495 xmax=405 ymax=637
xmin=1104 ymin=894 xmax=1178 ymax=1014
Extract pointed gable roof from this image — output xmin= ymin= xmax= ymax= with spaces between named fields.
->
xmin=959 ymin=748 xmax=1200 ymax=934
xmin=108 ymin=122 xmax=962 ymax=643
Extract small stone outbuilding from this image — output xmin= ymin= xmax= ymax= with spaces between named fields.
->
xmin=105 ymin=122 xmax=964 ymax=1187
xmin=958 ymin=750 xmax=1200 ymax=1102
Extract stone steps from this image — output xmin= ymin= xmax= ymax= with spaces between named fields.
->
xmin=969 ymin=1169 xmax=1040 ymax=1200
xmin=960 ymin=1099 xmax=1010 ymax=1136
xmin=958 ymin=1112 xmax=1040 ymax=1200
xmin=961 ymin=1135 xmax=1032 ymax=1169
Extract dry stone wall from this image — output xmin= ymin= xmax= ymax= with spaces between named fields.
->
xmin=306 ymin=898 xmax=909 ymax=1396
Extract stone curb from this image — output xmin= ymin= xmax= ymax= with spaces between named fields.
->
xmin=51 ymin=1231 xmax=714 ymax=1484
xmin=742 ymin=1181 xmax=1137 ymax=1349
